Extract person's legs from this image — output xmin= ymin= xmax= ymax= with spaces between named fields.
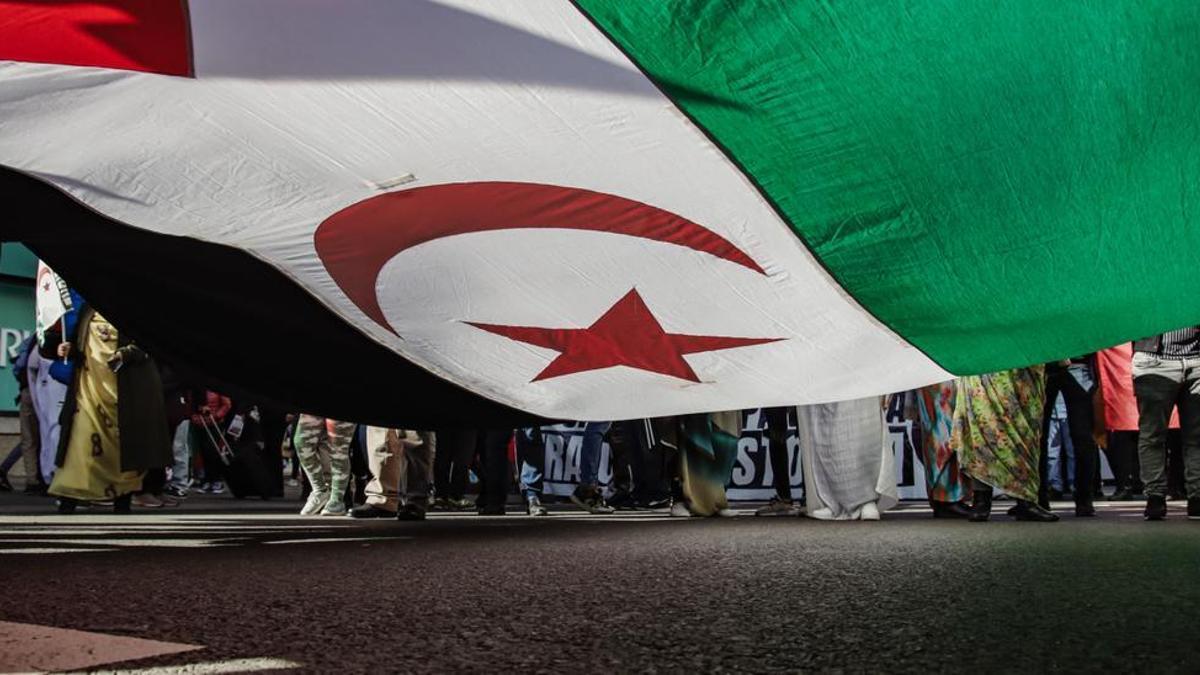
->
xmin=761 ymin=406 xmax=794 ymax=502
xmin=1134 ymin=353 xmax=1181 ymax=519
xmin=572 ymin=421 xmax=612 ymax=512
xmin=321 ymin=420 xmax=355 ymax=515
xmin=516 ymin=427 xmax=545 ymax=507
xmin=1061 ymin=371 xmax=1099 ymax=513
xmin=1044 ymin=416 xmax=1067 ymax=494
xmin=18 ymin=387 xmax=40 ymax=489
xmin=0 ymin=444 xmax=21 ymax=490
xmin=433 ymin=428 xmax=476 ymax=504
xmin=1134 ymin=355 xmax=1181 ymax=499
xmin=605 ymin=421 xmax=636 ymax=505
xmin=398 ymin=431 xmax=434 ymax=519
xmin=1166 ymin=429 xmax=1187 ymax=499
xmin=478 ymin=430 xmax=512 ymax=512
xmin=295 ymin=414 xmax=330 ymax=515
xmin=168 ymin=420 xmax=191 ymax=493
xmin=1177 ymin=357 xmax=1200 ymax=503
xmin=578 ymin=421 xmax=611 ymax=489
xmin=358 ymin=427 xmax=401 ymax=515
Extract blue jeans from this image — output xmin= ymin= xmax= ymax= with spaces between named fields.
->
xmin=1045 ymin=415 xmax=1075 ymax=492
xmin=517 ymin=428 xmax=543 ymax=500
xmin=579 ymin=422 xmax=612 ymax=487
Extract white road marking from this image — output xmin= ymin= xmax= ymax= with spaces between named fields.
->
xmin=65 ymin=657 xmax=304 ymax=674
xmin=264 ymin=536 xmax=412 ymax=545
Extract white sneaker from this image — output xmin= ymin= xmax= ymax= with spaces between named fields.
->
xmin=716 ymin=508 xmax=736 ymax=518
xmin=300 ymin=490 xmax=330 ymax=516
xmin=320 ymin=499 xmax=348 ymax=517
xmin=859 ymin=502 xmax=881 ymax=521
xmin=669 ymin=501 xmax=692 ymax=518
xmin=808 ymin=506 xmax=835 ymax=520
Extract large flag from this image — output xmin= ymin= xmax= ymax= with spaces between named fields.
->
xmin=1 ymin=2 xmax=1198 ymax=425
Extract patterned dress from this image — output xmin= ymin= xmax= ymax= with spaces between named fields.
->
xmin=912 ymin=381 xmax=972 ymax=503
xmin=677 ymin=411 xmax=740 ymax=516
xmin=951 ymin=367 xmax=1045 ymax=503
xmin=49 ymin=309 xmax=143 ymax=501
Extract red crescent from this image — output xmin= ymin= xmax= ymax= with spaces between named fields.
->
xmin=314 ymin=182 xmax=765 ymax=333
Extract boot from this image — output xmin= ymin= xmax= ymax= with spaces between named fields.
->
xmin=969 ymin=488 xmax=992 ymax=522
xmin=1011 ymin=499 xmax=1059 ymax=522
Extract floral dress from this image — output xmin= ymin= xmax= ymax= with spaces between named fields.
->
xmin=951 ymin=367 xmax=1045 ymax=502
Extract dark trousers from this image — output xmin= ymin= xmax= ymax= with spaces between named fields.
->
xmin=1105 ymin=430 xmax=1142 ymax=493
xmin=434 ymin=428 xmax=478 ymax=500
xmin=138 ymin=467 xmax=166 ymax=495
xmin=476 ymin=430 xmax=512 ymax=509
xmin=1041 ymin=367 xmax=1098 ymax=508
xmin=608 ymin=419 xmax=670 ymax=502
xmin=760 ymin=407 xmax=794 ymax=501
xmin=259 ymin=411 xmax=287 ymax=497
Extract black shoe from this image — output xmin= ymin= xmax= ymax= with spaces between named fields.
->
xmin=1075 ymin=504 xmax=1096 ymax=517
xmin=931 ymin=501 xmax=973 ymax=519
xmin=56 ymin=497 xmax=78 ymax=514
xmin=607 ymin=491 xmax=637 ymax=511
xmin=634 ymin=497 xmax=672 ymax=511
xmin=477 ymin=505 xmax=506 ymax=516
xmin=1011 ymin=500 xmax=1060 ymax=522
xmin=23 ymin=482 xmax=45 ymax=496
xmin=113 ymin=494 xmax=133 ymax=514
xmin=1187 ymin=498 xmax=1200 ymax=521
xmin=1109 ymin=488 xmax=1135 ymax=502
xmin=351 ymin=505 xmax=397 ymax=519
xmin=1047 ymin=488 xmax=1064 ymax=501
xmin=397 ymin=504 xmax=427 ymax=521
xmin=1144 ymin=495 xmax=1167 ymax=521
xmin=969 ymin=489 xmax=992 ymax=522
xmin=0 ymin=474 xmax=12 ymax=492
xmin=570 ymin=485 xmax=615 ymax=514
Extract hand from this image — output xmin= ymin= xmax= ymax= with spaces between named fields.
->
xmin=199 ymin=406 xmax=211 ymax=414
xmin=1093 ymin=429 xmax=1108 ymax=450
xmin=57 ymin=342 xmax=72 ymax=359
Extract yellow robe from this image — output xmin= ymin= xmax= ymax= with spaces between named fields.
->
xmin=49 ymin=309 xmax=143 ymax=501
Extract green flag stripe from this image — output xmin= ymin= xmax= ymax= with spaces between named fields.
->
xmin=572 ymin=0 xmax=1200 ymax=373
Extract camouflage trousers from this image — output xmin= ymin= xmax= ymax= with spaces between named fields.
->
xmin=294 ymin=414 xmax=355 ymax=497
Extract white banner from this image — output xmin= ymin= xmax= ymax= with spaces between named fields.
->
xmin=34 ymin=260 xmax=72 ymax=346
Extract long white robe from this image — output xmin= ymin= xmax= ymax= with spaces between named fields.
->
xmin=27 ymin=349 xmax=68 ymax=484
xmin=797 ymin=396 xmax=898 ymax=520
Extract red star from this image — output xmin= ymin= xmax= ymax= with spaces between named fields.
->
xmin=466 ymin=289 xmax=783 ymax=383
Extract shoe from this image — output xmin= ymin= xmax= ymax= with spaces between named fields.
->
xmin=669 ymin=501 xmax=691 ymax=518
xmin=56 ymin=498 xmax=78 ymax=514
xmin=755 ymin=497 xmax=801 ymax=517
xmin=209 ymin=481 xmax=227 ymax=495
xmin=397 ymin=504 xmax=427 ymax=521
xmin=1011 ymin=500 xmax=1059 ymax=522
xmin=163 ymin=484 xmax=188 ymax=499
xmin=1188 ymin=498 xmax=1200 ymax=520
xmin=23 ymin=482 xmax=46 ymax=495
xmin=132 ymin=494 xmax=164 ymax=508
xmin=1047 ymin=488 xmax=1064 ymax=501
xmin=636 ymin=497 xmax=672 ymax=511
xmin=320 ymin=499 xmax=348 ymax=517
xmin=300 ymin=489 xmax=331 ymax=516
xmin=477 ymin=505 xmax=506 ymax=516
xmin=1144 ymin=495 xmax=1168 ymax=521
xmin=1109 ymin=488 xmax=1135 ymax=502
xmin=859 ymin=502 xmax=881 ymax=521
xmin=570 ymin=486 xmax=615 ymax=514
xmin=450 ymin=497 xmax=476 ymax=511
xmin=1074 ymin=504 xmax=1096 ymax=517
xmin=159 ymin=494 xmax=182 ymax=507
xmin=607 ymin=491 xmax=637 ymax=511
xmin=0 ymin=474 xmax=12 ymax=492
xmin=969 ymin=489 xmax=993 ymax=522
xmin=113 ymin=494 xmax=133 ymax=514
xmin=526 ymin=496 xmax=548 ymax=517
xmin=351 ymin=505 xmax=397 ymax=519
xmin=808 ymin=506 xmax=835 ymax=520
xmin=931 ymin=501 xmax=973 ymax=519
xmin=715 ymin=508 xmax=736 ymax=518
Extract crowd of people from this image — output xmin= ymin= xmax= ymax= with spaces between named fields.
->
xmin=2 ymin=293 xmax=1198 ymax=524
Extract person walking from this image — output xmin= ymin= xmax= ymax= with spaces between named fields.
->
xmin=294 ymin=414 xmax=355 ymax=516
xmin=1132 ymin=328 xmax=1200 ymax=520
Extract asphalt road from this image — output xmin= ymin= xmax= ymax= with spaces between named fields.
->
xmin=0 ymin=495 xmax=1197 ymax=673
